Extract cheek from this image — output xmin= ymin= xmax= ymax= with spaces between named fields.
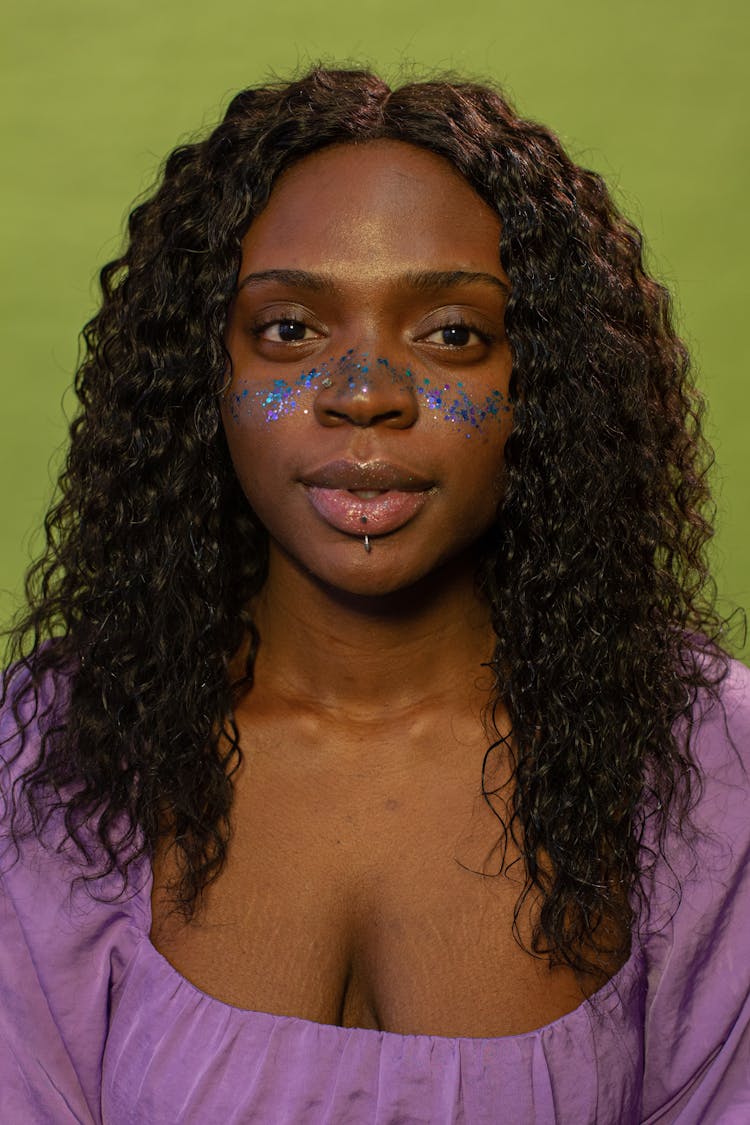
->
xmin=369 ymin=356 xmax=513 ymax=439
xmin=463 ymin=445 xmax=508 ymax=513
xmin=224 ymin=374 xmax=316 ymax=427
xmin=447 ymin=420 xmax=512 ymax=535
xmin=412 ymin=376 xmax=512 ymax=438
xmin=220 ymin=398 xmax=288 ymax=516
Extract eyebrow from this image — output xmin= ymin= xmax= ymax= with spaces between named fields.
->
xmin=237 ymin=267 xmax=509 ymax=296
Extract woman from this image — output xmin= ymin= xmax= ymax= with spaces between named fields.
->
xmin=1 ymin=66 xmax=748 ymax=1123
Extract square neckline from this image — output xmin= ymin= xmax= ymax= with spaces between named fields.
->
xmin=137 ymin=856 xmax=644 ymax=1044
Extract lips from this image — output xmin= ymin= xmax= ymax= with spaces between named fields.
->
xmin=301 ymin=459 xmax=433 ymax=492
xmin=301 ymin=460 xmax=434 ymax=537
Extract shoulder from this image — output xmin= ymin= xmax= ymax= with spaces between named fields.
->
xmin=670 ymin=652 xmax=750 ymax=854
xmin=1 ymin=653 xmax=70 ymax=851
xmin=641 ymin=653 xmax=750 ymax=1122
xmin=0 ymin=656 xmax=149 ymax=1122
xmin=690 ymin=651 xmax=750 ymax=777
xmin=674 ymin=652 xmax=750 ymax=879
xmin=1 ymin=651 xmax=150 ymax=919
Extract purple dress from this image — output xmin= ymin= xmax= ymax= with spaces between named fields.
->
xmin=1 ymin=659 xmax=749 ymax=1124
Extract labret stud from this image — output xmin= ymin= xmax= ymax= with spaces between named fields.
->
xmin=361 ymin=514 xmax=372 ymax=554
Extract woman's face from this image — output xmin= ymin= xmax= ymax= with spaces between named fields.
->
xmin=222 ymin=139 xmax=513 ymax=597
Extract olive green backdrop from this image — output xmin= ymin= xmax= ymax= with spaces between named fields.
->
xmin=2 ymin=0 xmax=748 ymax=659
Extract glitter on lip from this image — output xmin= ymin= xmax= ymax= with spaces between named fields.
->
xmin=301 ymin=459 xmax=435 ymax=538
xmin=306 ymin=486 xmax=429 ymax=537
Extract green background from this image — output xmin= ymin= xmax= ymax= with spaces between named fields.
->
xmin=2 ymin=0 xmax=748 ymax=658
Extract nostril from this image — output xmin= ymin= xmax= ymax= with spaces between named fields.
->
xmin=312 ymin=350 xmax=420 ymax=429
xmin=318 ymin=405 xmax=405 ymax=427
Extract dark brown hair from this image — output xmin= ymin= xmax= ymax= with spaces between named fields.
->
xmin=1 ymin=66 xmax=735 ymax=981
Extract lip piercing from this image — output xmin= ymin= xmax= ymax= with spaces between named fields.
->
xmin=364 ymin=535 xmax=371 ymax=553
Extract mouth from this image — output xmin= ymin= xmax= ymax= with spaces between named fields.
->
xmin=300 ymin=460 xmax=434 ymax=537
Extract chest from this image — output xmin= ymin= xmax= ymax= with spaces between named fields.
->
xmin=149 ymin=724 xmax=603 ymax=1037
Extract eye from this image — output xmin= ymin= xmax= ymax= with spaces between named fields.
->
xmin=254 ymin=318 xmax=319 ymax=344
xmin=422 ymin=321 xmax=494 ymax=348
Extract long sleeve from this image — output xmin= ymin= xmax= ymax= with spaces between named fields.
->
xmin=641 ymin=656 xmax=750 ymax=1123
xmin=0 ymin=669 xmax=145 ymax=1124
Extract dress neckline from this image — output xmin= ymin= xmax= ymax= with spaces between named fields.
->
xmin=137 ymin=857 xmax=644 ymax=1044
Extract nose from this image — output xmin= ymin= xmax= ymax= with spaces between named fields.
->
xmin=313 ymin=353 xmax=419 ymax=429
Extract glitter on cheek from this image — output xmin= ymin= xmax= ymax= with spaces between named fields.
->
xmin=228 ymin=372 xmax=313 ymax=424
xmin=226 ymin=349 xmax=511 ymax=436
xmin=227 ymin=349 xmax=371 ymax=426
xmin=403 ymin=366 xmax=510 ymax=437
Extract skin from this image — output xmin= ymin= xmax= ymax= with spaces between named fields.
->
xmin=221 ymin=139 xmax=514 ymax=604
xmin=151 ymin=140 xmax=601 ymax=1037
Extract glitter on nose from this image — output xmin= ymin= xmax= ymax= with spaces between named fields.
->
xmin=228 ymin=348 xmax=510 ymax=433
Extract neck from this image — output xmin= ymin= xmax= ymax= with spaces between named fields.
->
xmin=244 ymin=550 xmax=497 ymax=721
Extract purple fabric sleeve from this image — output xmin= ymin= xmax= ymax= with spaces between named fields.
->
xmin=640 ymin=656 xmax=750 ymax=1122
xmin=1 ymin=656 xmax=749 ymax=1123
xmin=0 ymin=668 xmax=146 ymax=1124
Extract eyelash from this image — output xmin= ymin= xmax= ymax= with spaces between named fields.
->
xmin=252 ymin=317 xmax=319 ymax=344
xmin=430 ymin=315 xmax=496 ymax=347
xmin=252 ymin=315 xmax=497 ymax=348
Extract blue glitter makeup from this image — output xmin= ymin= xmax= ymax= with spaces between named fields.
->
xmin=228 ymin=350 xmax=511 ymax=436
xmin=228 ymin=350 xmax=356 ymax=424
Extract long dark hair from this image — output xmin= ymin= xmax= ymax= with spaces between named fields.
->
xmin=1 ymin=66 xmax=735 ymax=980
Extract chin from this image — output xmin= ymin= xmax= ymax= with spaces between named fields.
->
xmin=308 ymin=558 xmax=422 ymax=599
xmin=300 ymin=539 xmax=473 ymax=604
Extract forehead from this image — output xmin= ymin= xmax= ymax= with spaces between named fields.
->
xmin=240 ymin=139 xmax=503 ymax=276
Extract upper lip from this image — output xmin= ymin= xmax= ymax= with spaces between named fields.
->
xmin=300 ymin=459 xmax=434 ymax=492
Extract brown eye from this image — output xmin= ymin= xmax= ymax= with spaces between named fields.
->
xmin=423 ymin=322 xmax=492 ymax=348
xmin=440 ymin=325 xmax=471 ymax=347
xmin=280 ymin=320 xmax=308 ymax=342
xmin=255 ymin=319 xmax=313 ymax=343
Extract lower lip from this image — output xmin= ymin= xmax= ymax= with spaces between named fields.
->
xmin=305 ymin=487 xmax=429 ymax=536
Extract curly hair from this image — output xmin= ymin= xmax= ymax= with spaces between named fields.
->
xmin=1 ymin=66 xmax=736 ymax=982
